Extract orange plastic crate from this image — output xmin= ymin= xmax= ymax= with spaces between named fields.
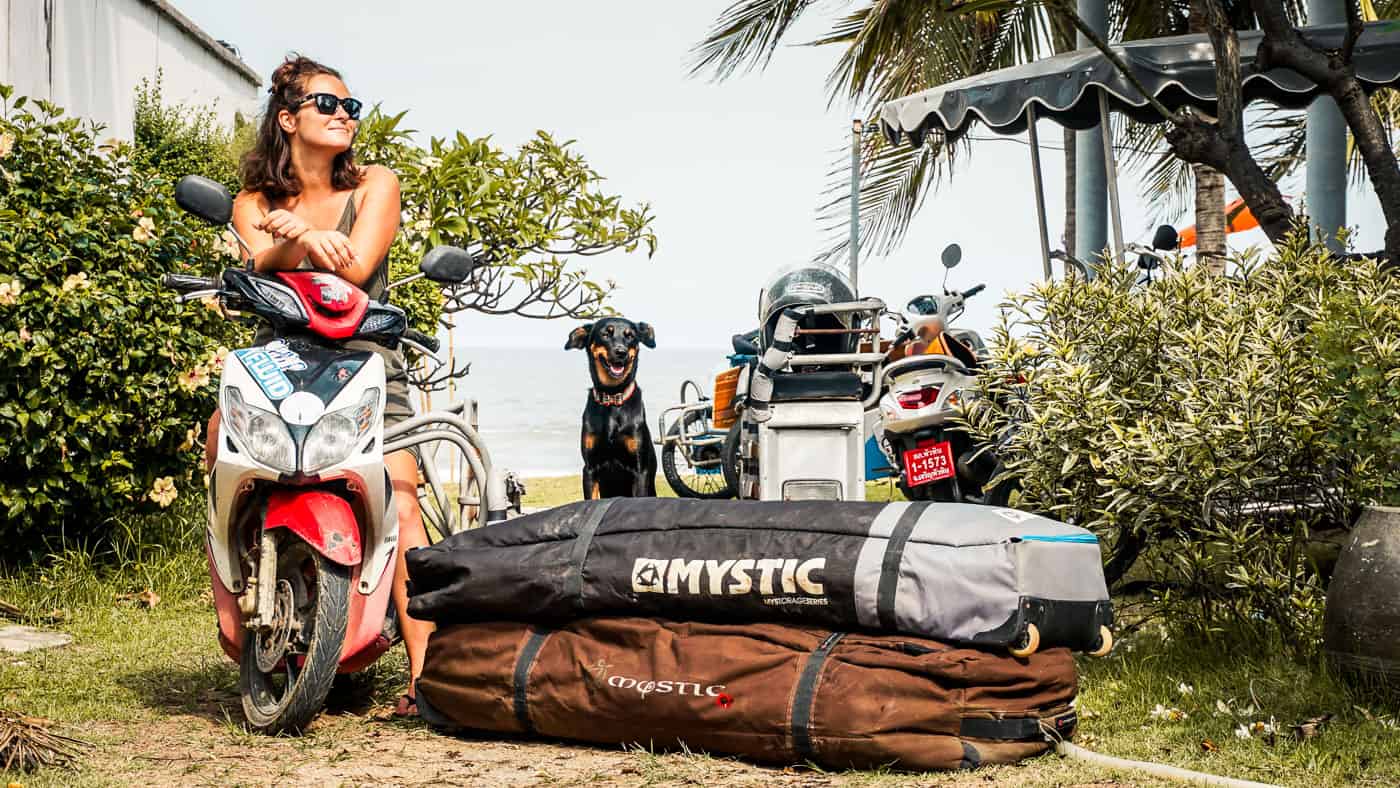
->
xmin=712 ymin=367 xmax=742 ymax=430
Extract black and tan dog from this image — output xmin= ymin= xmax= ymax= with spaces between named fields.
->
xmin=566 ymin=318 xmax=657 ymax=499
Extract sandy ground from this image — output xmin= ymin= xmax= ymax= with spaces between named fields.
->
xmin=61 ymin=712 xmax=1136 ymax=788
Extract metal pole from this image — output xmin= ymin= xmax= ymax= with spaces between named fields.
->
xmin=1075 ymin=0 xmax=1109 ymax=273
xmin=1099 ymin=93 xmax=1125 ymax=263
xmin=850 ymin=118 xmax=862 ymax=297
xmin=1307 ymin=0 xmax=1347 ymax=253
xmin=1026 ymin=105 xmax=1054 ymax=281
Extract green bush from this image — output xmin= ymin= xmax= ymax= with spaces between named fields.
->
xmin=130 ymin=72 xmax=249 ymax=192
xmin=0 ymin=85 xmax=243 ymax=551
xmin=965 ymin=231 xmax=1400 ymax=652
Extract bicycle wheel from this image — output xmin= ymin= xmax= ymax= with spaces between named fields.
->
xmin=661 ymin=407 xmax=735 ymax=499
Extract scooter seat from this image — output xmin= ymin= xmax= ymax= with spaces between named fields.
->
xmin=770 ymin=371 xmax=862 ymax=402
xmin=882 ymin=354 xmax=971 ymax=383
xmin=731 ymin=331 xmax=761 ymax=356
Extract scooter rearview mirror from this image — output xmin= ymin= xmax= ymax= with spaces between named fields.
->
xmin=420 ymin=245 xmax=477 ymax=285
xmin=940 ymin=243 xmax=962 ymax=269
xmin=1152 ymin=224 xmax=1180 ymax=251
xmin=175 ymin=176 xmax=234 ymax=226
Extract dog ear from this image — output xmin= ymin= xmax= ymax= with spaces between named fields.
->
xmin=637 ymin=322 xmax=656 ymax=349
xmin=565 ymin=324 xmax=593 ymax=350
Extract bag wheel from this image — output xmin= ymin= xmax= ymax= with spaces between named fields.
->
xmin=1087 ymin=625 xmax=1114 ymax=657
xmin=1008 ymin=623 xmax=1040 ymax=658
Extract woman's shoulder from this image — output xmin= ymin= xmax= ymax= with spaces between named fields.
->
xmin=233 ymin=189 xmax=271 ymax=214
xmin=358 ymin=164 xmax=400 ymax=189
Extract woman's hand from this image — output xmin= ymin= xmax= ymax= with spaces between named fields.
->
xmin=300 ymin=230 xmax=360 ymax=272
xmin=255 ymin=209 xmax=311 ymax=242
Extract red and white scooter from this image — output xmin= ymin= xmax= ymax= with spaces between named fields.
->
xmin=168 ymin=176 xmax=507 ymax=733
xmin=874 ymin=243 xmax=1006 ymax=504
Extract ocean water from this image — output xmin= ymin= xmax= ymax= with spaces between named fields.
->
xmin=423 ymin=345 xmax=723 ymax=477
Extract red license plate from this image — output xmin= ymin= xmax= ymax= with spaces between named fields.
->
xmin=903 ymin=441 xmax=955 ymax=487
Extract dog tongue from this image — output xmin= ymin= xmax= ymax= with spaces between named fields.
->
xmin=609 ymin=363 xmax=626 ymax=376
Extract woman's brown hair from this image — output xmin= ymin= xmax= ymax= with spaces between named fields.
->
xmin=240 ymin=55 xmax=364 ymax=201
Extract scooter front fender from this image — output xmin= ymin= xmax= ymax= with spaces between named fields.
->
xmin=264 ymin=489 xmax=363 ymax=566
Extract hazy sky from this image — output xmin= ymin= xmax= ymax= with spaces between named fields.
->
xmin=177 ymin=0 xmax=1387 ymax=349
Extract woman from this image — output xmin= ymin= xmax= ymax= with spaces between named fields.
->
xmin=207 ymin=55 xmax=428 ymax=717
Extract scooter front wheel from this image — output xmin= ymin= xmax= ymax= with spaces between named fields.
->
xmin=240 ymin=536 xmax=349 ymax=735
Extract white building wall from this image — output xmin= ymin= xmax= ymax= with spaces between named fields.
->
xmin=1 ymin=0 xmax=259 ymax=139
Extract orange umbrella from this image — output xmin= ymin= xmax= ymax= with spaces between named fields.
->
xmin=1177 ymin=198 xmax=1261 ymax=248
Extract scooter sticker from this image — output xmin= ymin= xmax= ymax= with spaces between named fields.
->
xmin=312 ymin=274 xmax=352 ymax=308
xmin=234 ymin=348 xmax=294 ymax=400
xmin=262 ymin=339 xmax=308 ymax=372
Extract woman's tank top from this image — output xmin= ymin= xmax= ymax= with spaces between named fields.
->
xmin=252 ymin=192 xmax=407 ymax=385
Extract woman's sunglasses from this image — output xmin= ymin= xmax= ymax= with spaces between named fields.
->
xmin=297 ymin=93 xmax=363 ymax=120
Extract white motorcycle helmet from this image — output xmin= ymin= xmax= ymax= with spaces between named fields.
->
xmin=757 ymin=262 xmax=858 ymax=355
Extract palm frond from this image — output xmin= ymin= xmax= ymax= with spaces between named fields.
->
xmin=1112 ymin=0 xmax=1189 ymax=41
xmin=688 ymin=0 xmax=824 ymax=81
xmin=812 ymin=131 xmax=964 ymax=265
xmin=810 ymin=4 xmax=1062 ymax=259
xmin=1113 ymin=118 xmax=1198 ymax=224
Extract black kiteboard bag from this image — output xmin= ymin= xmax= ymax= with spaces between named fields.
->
xmin=406 ymin=499 xmax=1112 ymax=651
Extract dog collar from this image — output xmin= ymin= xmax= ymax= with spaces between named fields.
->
xmin=592 ymin=381 xmax=637 ymax=407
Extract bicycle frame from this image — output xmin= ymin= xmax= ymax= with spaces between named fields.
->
xmin=385 ymin=402 xmax=509 ymax=534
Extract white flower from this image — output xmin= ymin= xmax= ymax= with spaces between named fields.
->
xmin=412 ymin=218 xmax=432 ymax=234
xmin=1177 ymin=682 xmax=1194 ymax=696
xmin=1149 ymin=704 xmax=1188 ymax=722
xmin=18 ymin=326 xmax=31 ymax=342
xmin=148 ymin=476 xmax=177 ymax=507
xmin=219 ymin=229 xmax=241 ymax=258
xmin=177 ymin=364 xmax=211 ymax=391
xmin=1216 ymin=699 xmax=1233 ymax=716
xmin=61 ymin=272 xmax=91 ymax=292
xmin=0 ymin=131 xmax=14 ymax=159
xmin=132 ymin=216 xmax=157 ymax=242
xmin=205 ymin=346 xmax=229 ymax=373
xmin=0 ymin=279 xmax=21 ymax=305
xmin=178 ymin=427 xmax=198 ymax=452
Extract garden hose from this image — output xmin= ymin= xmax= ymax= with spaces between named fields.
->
xmin=1055 ymin=740 xmax=1281 ymax=788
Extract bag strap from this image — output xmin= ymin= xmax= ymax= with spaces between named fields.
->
xmin=876 ymin=503 xmax=928 ymax=630
xmin=564 ymin=499 xmax=617 ymax=605
xmin=791 ymin=631 xmax=845 ymax=761
xmin=959 ymin=716 xmax=1045 ymax=741
xmin=512 ymin=627 xmax=553 ymax=733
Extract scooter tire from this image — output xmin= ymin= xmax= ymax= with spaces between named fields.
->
xmin=240 ymin=538 xmax=350 ymax=735
xmin=897 ymin=477 xmax=954 ymax=502
xmin=721 ymin=422 xmax=743 ymax=498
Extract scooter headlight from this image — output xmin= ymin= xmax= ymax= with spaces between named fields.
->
xmin=302 ymin=388 xmax=380 ymax=473
xmin=223 ymin=388 xmax=297 ymax=472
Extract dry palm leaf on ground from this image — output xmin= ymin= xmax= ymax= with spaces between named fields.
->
xmin=0 ymin=709 xmax=89 ymax=771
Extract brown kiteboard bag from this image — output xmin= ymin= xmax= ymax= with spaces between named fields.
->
xmin=416 ymin=617 xmax=1078 ymax=772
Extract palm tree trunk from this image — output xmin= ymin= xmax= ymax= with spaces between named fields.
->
xmin=1189 ymin=6 xmax=1228 ymax=275
xmin=1193 ymin=164 xmax=1228 ymax=274
xmin=1063 ymin=126 xmax=1077 ymax=261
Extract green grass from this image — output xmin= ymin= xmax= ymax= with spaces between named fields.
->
xmin=4 ymin=477 xmax=1400 ymax=786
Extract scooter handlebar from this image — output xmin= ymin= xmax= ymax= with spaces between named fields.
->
xmin=961 ymin=283 xmax=986 ymax=299
xmin=163 ymin=273 xmax=220 ymax=292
